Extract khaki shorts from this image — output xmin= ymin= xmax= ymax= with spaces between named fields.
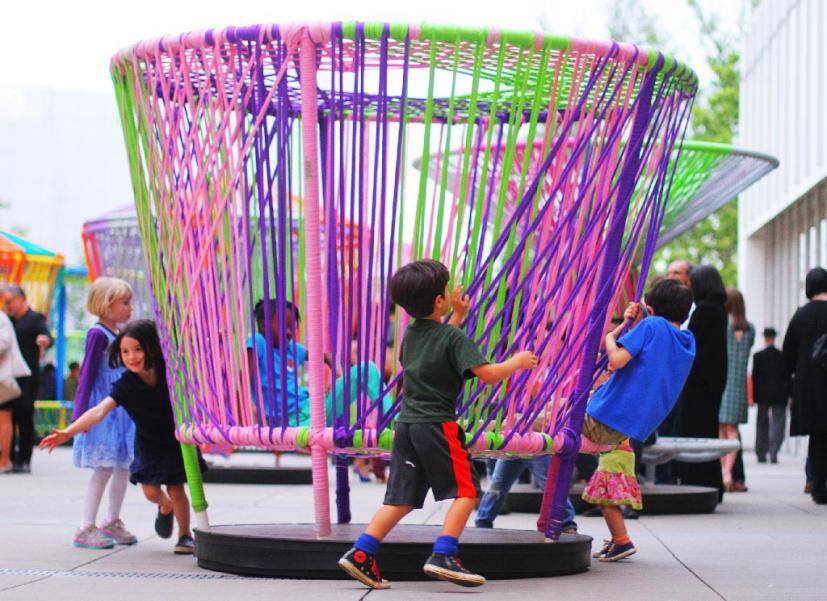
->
xmin=582 ymin=414 xmax=627 ymax=446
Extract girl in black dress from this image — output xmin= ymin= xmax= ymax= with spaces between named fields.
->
xmin=41 ymin=320 xmax=200 ymax=554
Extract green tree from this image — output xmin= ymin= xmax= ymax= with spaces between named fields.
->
xmin=653 ymin=0 xmax=741 ymax=285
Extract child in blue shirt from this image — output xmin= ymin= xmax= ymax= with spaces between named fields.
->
xmin=247 ymin=299 xmax=310 ymax=427
xmin=582 ymin=278 xmax=696 ymax=448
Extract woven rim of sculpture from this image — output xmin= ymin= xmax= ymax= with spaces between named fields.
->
xmin=417 ymin=139 xmax=778 ymax=249
xmin=111 ymin=22 xmax=697 ymax=535
xmin=82 ymin=206 xmax=156 ymax=319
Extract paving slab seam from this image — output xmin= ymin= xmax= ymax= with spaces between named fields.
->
xmin=0 ymin=568 xmax=253 ymax=581
xmin=639 ymin=520 xmax=727 ymax=601
xmin=0 ymin=535 xmax=151 ymax=593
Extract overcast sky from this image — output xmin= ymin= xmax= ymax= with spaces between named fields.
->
xmin=1 ymin=0 xmax=742 ymax=94
xmin=0 ymin=0 xmax=744 ymax=262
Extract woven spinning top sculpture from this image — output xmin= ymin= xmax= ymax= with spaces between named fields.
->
xmin=82 ymin=206 xmax=155 ymax=318
xmin=111 ymin=22 xmax=697 ymax=545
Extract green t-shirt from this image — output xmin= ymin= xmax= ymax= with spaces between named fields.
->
xmin=397 ymin=319 xmax=488 ymax=423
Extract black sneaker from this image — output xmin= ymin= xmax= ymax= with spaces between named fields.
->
xmin=338 ymin=547 xmax=390 ymax=589
xmin=423 ymin=553 xmax=485 ymax=587
xmin=154 ymin=507 xmax=174 ymax=539
xmin=174 ymin=534 xmax=195 ymax=555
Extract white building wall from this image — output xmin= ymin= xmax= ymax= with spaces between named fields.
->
xmin=739 ymin=0 xmax=827 ymax=336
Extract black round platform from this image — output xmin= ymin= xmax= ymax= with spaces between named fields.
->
xmin=506 ymin=483 xmax=719 ymax=515
xmin=201 ymin=466 xmax=313 ymax=485
xmin=195 ymin=523 xmax=591 ymax=580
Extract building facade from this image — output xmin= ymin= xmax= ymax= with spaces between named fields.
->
xmin=739 ymin=0 xmax=827 ymax=335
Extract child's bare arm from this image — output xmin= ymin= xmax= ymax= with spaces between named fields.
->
xmin=471 ymin=351 xmax=538 ymax=385
xmin=605 ymin=330 xmax=633 ymax=371
xmin=604 ymin=302 xmax=642 ymax=371
xmin=39 ymin=398 xmax=118 ymax=451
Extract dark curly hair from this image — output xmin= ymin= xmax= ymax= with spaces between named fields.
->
xmin=108 ymin=319 xmax=164 ymax=370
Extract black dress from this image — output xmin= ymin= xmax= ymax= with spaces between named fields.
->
xmin=783 ymin=300 xmax=827 ymax=501
xmin=678 ymin=302 xmax=728 ymax=497
xmin=110 ymin=362 xmax=206 ymax=485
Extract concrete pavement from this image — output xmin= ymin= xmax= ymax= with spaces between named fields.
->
xmin=0 ymin=446 xmax=823 ymax=601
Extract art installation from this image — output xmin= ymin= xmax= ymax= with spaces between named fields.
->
xmin=110 ymin=22 xmax=699 ymax=556
xmin=82 ymin=207 xmax=155 ymax=318
xmin=0 ymin=230 xmax=64 ymax=314
xmin=417 ymin=139 xmax=779 ymax=251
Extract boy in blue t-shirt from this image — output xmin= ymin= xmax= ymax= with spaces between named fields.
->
xmin=246 ymin=299 xmax=310 ymax=427
xmin=583 ymin=278 xmax=696 ymax=446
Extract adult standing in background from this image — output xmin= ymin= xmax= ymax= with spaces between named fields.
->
xmin=678 ymin=265 xmax=728 ymax=500
xmin=667 ymin=260 xmax=693 ymax=289
xmin=783 ymin=267 xmax=827 ymax=504
xmin=719 ymin=288 xmax=754 ymax=492
xmin=655 ymin=259 xmax=695 ymax=486
xmin=0 ymin=310 xmax=31 ymax=473
xmin=2 ymin=285 xmax=52 ymax=473
xmin=752 ymin=327 xmax=790 ymax=464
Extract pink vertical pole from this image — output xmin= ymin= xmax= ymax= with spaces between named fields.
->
xmin=298 ymin=28 xmax=332 ymax=538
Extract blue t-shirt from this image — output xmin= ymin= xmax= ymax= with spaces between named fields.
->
xmin=247 ymin=333 xmax=310 ymax=426
xmin=586 ymin=316 xmax=696 ymax=442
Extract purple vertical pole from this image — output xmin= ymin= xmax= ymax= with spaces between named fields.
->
xmin=538 ymin=57 xmax=661 ymax=540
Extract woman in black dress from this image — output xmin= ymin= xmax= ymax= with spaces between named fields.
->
xmin=41 ymin=320 xmax=203 ymax=553
xmin=783 ymin=267 xmax=827 ymax=504
xmin=678 ymin=265 xmax=728 ymax=500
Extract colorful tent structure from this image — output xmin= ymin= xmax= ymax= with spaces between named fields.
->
xmin=0 ymin=231 xmax=64 ymax=314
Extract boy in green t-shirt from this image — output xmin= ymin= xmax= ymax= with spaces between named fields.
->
xmin=338 ymin=259 xmax=538 ymax=589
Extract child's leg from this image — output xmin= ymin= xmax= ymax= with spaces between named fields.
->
xmin=441 ymin=497 xmax=477 ymax=538
xmin=166 ymin=484 xmax=192 ymax=537
xmin=81 ymin=468 xmax=113 ymax=529
xmin=104 ymin=468 xmax=129 ymax=524
xmin=601 ymin=505 xmax=630 ymax=543
xmin=363 ymin=504 xmax=414 ymax=540
xmin=141 ymin=483 xmax=173 ymax=513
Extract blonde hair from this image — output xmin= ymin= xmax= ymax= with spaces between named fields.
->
xmin=86 ymin=277 xmax=133 ymax=318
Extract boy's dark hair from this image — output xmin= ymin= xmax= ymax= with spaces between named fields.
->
xmin=644 ymin=278 xmax=693 ymax=323
xmin=389 ymin=259 xmax=450 ymax=319
xmin=689 ymin=265 xmax=726 ymax=304
xmin=69 ymin=361 xmax=80 ymax=371
xmin=254 ymin=298 xmax=301 ymax=325
xmin=108 ymin=319 xmax=164 ymax=370
xmin=805 ymin=267 xmax=827 ymax=300
xmin=763 ymin=327 xmax=777 ymax=338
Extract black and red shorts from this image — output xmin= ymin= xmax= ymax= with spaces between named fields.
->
xmin=383 ymin=421 xmax=481 ymax=509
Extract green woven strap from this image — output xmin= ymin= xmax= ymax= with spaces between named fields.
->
xmin=180 ymin=443 xmax=208 ymax=513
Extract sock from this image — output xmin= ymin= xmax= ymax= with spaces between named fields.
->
xmin=354 ymin=533 xmax=380 ymax=555
xmin=432 ymin=535 xmax=458 ymax=556
xmin=613 ymin=535 xmax=631 ymax=546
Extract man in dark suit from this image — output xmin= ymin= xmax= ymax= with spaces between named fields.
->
xmin=752 ymin=327 xmax=790 ymax=463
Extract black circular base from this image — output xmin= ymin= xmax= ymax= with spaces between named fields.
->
xmin=195 ymin=523 xmax=592 ymax=580
xmin=201 ymin=466 xmax=313 ymax=485
xmin=506 ymin=483 xmax=719 ymax=515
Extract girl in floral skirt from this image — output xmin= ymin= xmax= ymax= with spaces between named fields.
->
xmin=582 ymin=441 xmax=642 ymax=562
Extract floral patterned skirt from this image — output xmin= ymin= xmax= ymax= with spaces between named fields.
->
xmin=582 ymin=444 xmax=642 ymax=510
